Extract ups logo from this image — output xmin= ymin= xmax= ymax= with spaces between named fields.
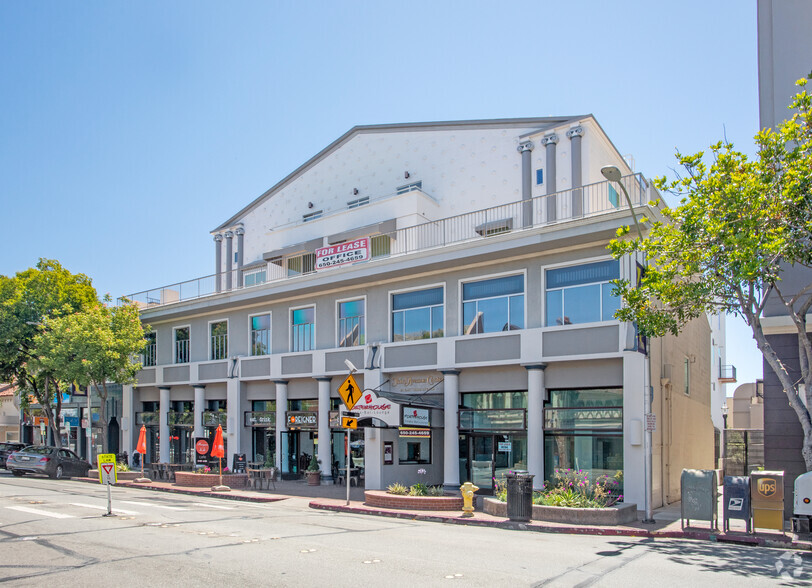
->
xmin=757 ymin=478 xmax=777 ymax=497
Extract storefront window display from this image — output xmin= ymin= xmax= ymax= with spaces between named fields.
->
xmin=248 ymin=400 xmax=276 ymax=465
xmin=543 ymin=388 xmax=623 ymax=492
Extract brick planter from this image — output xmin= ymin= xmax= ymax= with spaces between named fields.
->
xmin=174 ymin=472 xmax=249 ymax=489
xmin=87 ymin=470 xmax=142 ymax=481
xmin=365 ymin=490 xmax=463 ymax=511
xmin=483 ymin=497 xmax=637 ymax=525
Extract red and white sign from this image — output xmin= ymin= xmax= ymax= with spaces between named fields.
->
xmin=339 ymin=390 xmax=399 ymax=427
xmin=315 ymin=238 xmax=370 ymax=270
xmin=196 ymin=439 xmax=210 ymax=455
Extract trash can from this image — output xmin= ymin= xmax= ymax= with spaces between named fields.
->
xmin=723 ymin=476 xmax=751 ymax=533
xmin=681 ymin=469 xmax=718 ymax=530
xmin=505 ymin=470 xmax=535 ymax=522
xmin=751 ymin=470 xmax=784 ymax=532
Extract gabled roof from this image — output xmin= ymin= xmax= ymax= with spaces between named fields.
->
xmin=0 ymin=383 xmax=17 ymax=398
xmin=213 ymin=116 xmax=588 ymax=232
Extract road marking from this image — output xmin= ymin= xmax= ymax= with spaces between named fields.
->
xmin=71 ymin=503 xmax=141 ymax=515
xmin=121 ymin=500 xmax=185 ymax=511
xmin=6 ymin=506 xmax=74 ymax=519
xmin=192 ymin=502 xmax=233 ymax=510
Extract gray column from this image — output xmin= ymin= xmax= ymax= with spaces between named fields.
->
xmin=541 ymin=134 xmax=559 ymax=222
xmin=274 ymin=380 xmax=288 ymax=473
xmin=193 ymin=385 xmax=205 ymax=439
xmin=226 ymin=378 xmax=241 ymax=469
xmin=316 ymin=377 xmax=332 ymax=482
xmin=235 ymin=226 xmax=245 ymax=288
xmin=517 ymin=140 xmax=535 ymax=228
xmin=159 ymin=387 xmax=170 ymax=463
xmin=214 ymin=234 xmax=223 ymax=293
xmin=442 ymin=369 xmax=461 ymax=490
xmin=525 ymin=364 xmax=547 ymax=489
xmin=567 ymin=126 xmax=584 ymax=218
xmin=122 ymin=384 xmax=135 ymax=465
xmin=224 ymin=230 xmax=234 ymax=291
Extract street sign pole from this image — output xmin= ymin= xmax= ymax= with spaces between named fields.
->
xmin=106 ymin=478 xmax=112 ymax=516
xmin=346 ymin=428 xmax=350 ymax=506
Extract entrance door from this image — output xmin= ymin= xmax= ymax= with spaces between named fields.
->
xmin=471 ymin=436 xmax=494 ymax=490
xmin=284 ymin=431 xmax=300 ymax=479
xmin=461 ymin=434 xmax=528 ymax=494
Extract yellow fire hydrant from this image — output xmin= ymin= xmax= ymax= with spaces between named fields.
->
xmin=460 ymin=481 xmax=479 ymax=517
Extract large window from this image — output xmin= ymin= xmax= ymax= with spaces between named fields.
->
xmin=142 ymin=332 xmax=156 ymax=367
xmin=338 ymin=299 xmax=365 ymax=347
xmin=462 ymin=274 xmax=524 ymax=334
xmin=544 ymin=388 xmax=623 ymax=491
xmin=291 ymin=307 xmax=315 ymax=352
xmin=174 ymin=326 xmax=190 ymax=364
xmin=545 ymin=260 xmax=620 ymax=326
xmin=210 ymin=321 xmax=228 ymax=360
xmin=250 ymin=314 xmax=271 ymax=356
xmin=392 ymin=287 xmax=444 ymax=342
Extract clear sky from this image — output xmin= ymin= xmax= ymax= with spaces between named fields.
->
xmin=0 ymin=1 xmax=765 ymax=388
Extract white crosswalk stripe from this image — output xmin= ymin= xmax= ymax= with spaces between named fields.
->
xmin=71 ymin=503 xmax=141 ymax=515
xmin=192 ymin=502 xmax=233 ymax=510
xmin=6 ymin=506 xmax=74 ymax=519
xmin=121 ymin=500 xmax=185 ymax=511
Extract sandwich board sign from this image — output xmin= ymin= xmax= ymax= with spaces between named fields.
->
xmin=98 ymin=453 xmax=118 ymax=485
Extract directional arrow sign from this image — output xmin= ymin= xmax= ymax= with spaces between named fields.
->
xmin=338 ymin=374 xmax=361 ymax=411
xmin=97 ymin=453 xmax=117 ymax=485
xmin=341 ymin=417 xmax=357 ymax=430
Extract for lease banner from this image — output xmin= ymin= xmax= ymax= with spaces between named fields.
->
xmin=315 ymin=238 xmax=370 ymax=269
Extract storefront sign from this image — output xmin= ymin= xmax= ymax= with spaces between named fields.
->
xmin=390 ymin=372 xmax=444 ymax=394
xmin=33 ymin=416 xmax=49 ymax=426
xmin=340 ymin=390 xmax=399 ymax=427
xmin=399 ymin=427 xmax=431 ymax=438
xmin=403 ymin=408 xmax=430 ymax=427
xmin=245 ymin=411 xmax=276 ymax=427
xmin=287 ymin=411 xmax=318 ymax=430
xmin=315 ymin=238 xmax=369 ymax=270
xmin=498 ymin=441 xmax=512 ymax=452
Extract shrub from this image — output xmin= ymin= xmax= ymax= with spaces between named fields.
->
xmin=387 ymin=482 xmax=408 ymax=495
xmin=116 ymin=462 xmax=130 ymax=473
xmin=427 ymin=485 xmax=445 ymax=497
xmin=409 ymin=482 xmax=428 ymax=496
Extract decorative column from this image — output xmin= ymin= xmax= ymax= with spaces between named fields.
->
xmin=525 ymin=364 xmax=547 ymax=489
xmin=214 ymin=234 xmax=223 ymax=293
xmin=159 ymin=387 xmax=170 ymax=463
xmin=441 ymin=369 xmax=461 ymax=491
xmin=316 ymin=377 xmax=333 ymax=482
xmin=122 ymin=384 xmax=134 ymax=464
xmin=224 ymin=230 xmax=234 ymax=291
xmin=193 ymin=385 xmax=205 ymax=440
xmin=517 ymin=140 xmax=535 ymax=228
xmin=226 ymin=378 xmax=241 ymax=469
xmin=567 ymin=126 xmax=584 ymax=217
xmin=541 ymin=134 xmax=559 ymax=221
xmin=274 ymin=380 xmax=288 ymax=473
xmin=235 ymin=226 xmax=245 ymax=288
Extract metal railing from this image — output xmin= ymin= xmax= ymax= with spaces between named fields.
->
xmin=142 ymin=344 xmax=157 ymax=367
xmin=210 ymin=334 xmax=228 ymax=360
xmin=123 ymin=174 xmax=656 ymax=309
xmin=175 ymin=339 xmax=190 ymax=364
xmin=719 ymin=364 xmax=737 ymax=382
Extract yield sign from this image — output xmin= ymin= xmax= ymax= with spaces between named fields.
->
xmin=338 ymin=374 xmax=361 ymax=411
xmin=97 ymin=453 xmax=118 ymax=485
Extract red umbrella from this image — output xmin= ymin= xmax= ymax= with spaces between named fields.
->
xmin=211 ymin=425 xmax=225 ymax=485
xmin=136 ymin=425 xmax=147 ymax=479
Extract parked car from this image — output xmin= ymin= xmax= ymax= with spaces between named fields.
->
xmin=0 ymin=442 xmax=26 ymax=469
xmin=7 ymin=446 xmax=91 ymax=479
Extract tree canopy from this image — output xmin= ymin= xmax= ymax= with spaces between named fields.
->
xmin=610 ymin=79 xmax=812 ymax=468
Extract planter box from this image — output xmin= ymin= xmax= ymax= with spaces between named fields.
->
xmin=174 ymin=471 xmax=249 ymax=489
xmin=365 ymin=490 xmax=463 ymax=511
xmin=483 ymin=497 xmax=637 ymax=525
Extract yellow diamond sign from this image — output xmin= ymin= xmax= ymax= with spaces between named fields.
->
xmin=338 ymin=374 xmax=361 ymax=411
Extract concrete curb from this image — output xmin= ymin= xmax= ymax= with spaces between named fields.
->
xmin=72 ymin=476 xmax=286 ymax=504
xmin=308 ymin=501 xmax=812 ymax=550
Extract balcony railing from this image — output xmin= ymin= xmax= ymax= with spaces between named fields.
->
xmin=123 ymin=174 xmax=656 ymax=309
xmin=142 ymin=344 xmax=157 ymax=367
xmin=720 ymin=364 xmax=737 ymax=383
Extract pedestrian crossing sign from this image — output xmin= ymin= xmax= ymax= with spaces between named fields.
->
xmin=338 ymin=374 xmax=361 ymax=411
xmin=341 ymin=417 xmax=357 ymax=430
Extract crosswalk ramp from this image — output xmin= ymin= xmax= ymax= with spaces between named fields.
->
xmin=4 ymin=499 xmax=233 ymax=519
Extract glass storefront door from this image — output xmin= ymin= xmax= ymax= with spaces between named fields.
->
xmin=251 ymin=428 xmax=275 ymax=466
xmin=460 ymin=434 xmax=527 ymax=494
xmin=170 ymin=427 xmax=193 ymax=464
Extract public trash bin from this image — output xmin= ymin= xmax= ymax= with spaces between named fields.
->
xmin=506 ymin=470 xmax=535 ymax=522
xmin=681 ymin=469 xmax=718 ymax=530
xmin=751 ymin=470 xmax=784 ymax=532
xmin=723 ymin=476 xmax=751 ymax=533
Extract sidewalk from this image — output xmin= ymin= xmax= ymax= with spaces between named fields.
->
xmin=75 ymin=475 xmax=812 ymax=550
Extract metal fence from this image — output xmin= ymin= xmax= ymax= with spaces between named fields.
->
xmin=723 ymin=429 xmax=765 ymax=476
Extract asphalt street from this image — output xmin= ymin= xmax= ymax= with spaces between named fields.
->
xmin=0 ymin=472 xmax=809 ymax=587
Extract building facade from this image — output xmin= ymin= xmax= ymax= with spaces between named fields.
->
xmin=123 ymin=116 xmax=715 ymax=513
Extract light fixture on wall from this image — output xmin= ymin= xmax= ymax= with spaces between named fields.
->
xmin=307 ymin=201 xmax=314 ymax=208
xmin=404 ymin=171 xmax=410 ymax=179
xmin=353 ymin=188 xmax=359 ymax=195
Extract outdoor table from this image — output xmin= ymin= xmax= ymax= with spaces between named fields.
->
xmin=167 ymin=463 xmax=184 ymax=482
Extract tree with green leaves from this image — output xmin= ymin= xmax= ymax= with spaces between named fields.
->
xmin=0 ymin=259 xmax=97 ymax=447
xmin=36 ymin=299 xmax=146 ymax=455
xmin=609 ymin=79 xmax=812 ymax=469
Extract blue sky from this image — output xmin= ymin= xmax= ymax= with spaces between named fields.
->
xmin=0 ymin=1 xmax=764 ymax=387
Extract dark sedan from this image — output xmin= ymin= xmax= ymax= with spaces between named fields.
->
xmin=7 ymin=446 xmax=91 ymax=479
xmin=0 ymin=442 xmax=26 ymax=469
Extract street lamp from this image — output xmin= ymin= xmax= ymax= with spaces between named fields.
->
xmin=601 ymin=165 xmax=655 ymax=523
xmin=600 ymin=165 xmax=644 ymax=240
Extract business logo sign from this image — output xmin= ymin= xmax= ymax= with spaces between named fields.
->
xmin=315 ymin=238 xmax=369 ymax=270
xmin=403 ymin=408 xmax=430 ymax=427
xmin=757 ymin=478 xmax=777 ymax=497
xmin=340 ymin=390 xmax=399 ymax=427
xmin=287 ymin=411 xmax=318 ymax=429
